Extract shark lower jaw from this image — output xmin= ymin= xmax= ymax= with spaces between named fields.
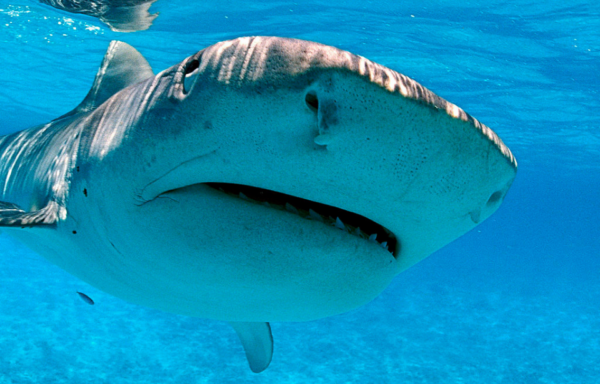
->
xmin=199 ymin=182 xmax=400 ymax=259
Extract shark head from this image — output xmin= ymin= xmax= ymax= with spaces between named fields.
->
xmin=5 ymin=37 xmax=514 ymax=324
xmin=67 ymin=37 xmax=516 ymax=322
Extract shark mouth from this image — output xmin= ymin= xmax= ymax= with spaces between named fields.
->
xmin=204 ymin=183 xmax=399 ymax=258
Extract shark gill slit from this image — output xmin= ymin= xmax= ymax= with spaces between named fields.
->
xmin=183 ymin=59 xmax=201 ymax=94
xmin=203 ymin=182 xmax=400 ymax=258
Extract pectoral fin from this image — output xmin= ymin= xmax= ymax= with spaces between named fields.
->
xmin=0 ymin=201 xmax=59 ymax=227
xmin=229 ymin=321 xmax=273 ymax=373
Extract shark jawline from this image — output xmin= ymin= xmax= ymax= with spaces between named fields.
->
xmin=182 ymin=182 xmax=401 ymax=258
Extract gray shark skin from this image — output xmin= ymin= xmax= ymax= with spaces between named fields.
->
xmin=0 ymin=37 xmax=517 ymax=372
xmin=39 ymin=0 xmax=158 ymax=32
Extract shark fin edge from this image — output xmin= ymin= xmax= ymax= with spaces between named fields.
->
xmin=0 ymin=201 xmax=59 ymax=227
xmin=229 ymin=321 xmax=274 ymax=373
xmin=56 ymin=40 xmax=155 ymax=120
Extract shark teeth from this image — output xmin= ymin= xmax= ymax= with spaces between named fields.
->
xmin=285 ymin=202 xmax=300 ymax=215
xmin=205 ymin=183 xmax=397 ymax=256
xmin=308 ymin=208 xmax=323 ymax=221
xmin=335 ymin=217 xmax=346 ymax=231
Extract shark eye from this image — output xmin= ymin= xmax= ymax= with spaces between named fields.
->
xmin=183 ymin=59 xmax=200 ymax=94
xmin=305 ymin=91 xmax=319 ymax=112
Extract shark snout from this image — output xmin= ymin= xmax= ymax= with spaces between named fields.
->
xmin=470 ymin=171 xmax=515 ymax=224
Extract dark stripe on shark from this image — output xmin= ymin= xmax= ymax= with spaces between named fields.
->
xmin=195 ymin=36 xmax=516 ymax=167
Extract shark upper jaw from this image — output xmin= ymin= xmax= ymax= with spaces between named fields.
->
xmin=152 ymin=181 xmax=401 ymax=259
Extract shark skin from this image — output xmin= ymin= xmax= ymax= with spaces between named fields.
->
xmin=0 ymin=37 xmax=517 ymax=372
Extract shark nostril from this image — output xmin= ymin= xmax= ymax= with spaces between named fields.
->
xmin=487 ymin=191 xmax=503 ymax=207
xmin=305 ymin=91 xmax=319 ymax=112
xmin=183 ymin=59 xmax=200 ymax=94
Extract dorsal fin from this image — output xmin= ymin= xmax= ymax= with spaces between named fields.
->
xmin=59 ymin=41 xmax=154 ymax=119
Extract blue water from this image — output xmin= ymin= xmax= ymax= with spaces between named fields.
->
xmin=1 ymin=1 xmax=599 ymax=382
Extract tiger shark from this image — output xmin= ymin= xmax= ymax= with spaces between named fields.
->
xmin=0 ymin=37 xmax=517 ymax=372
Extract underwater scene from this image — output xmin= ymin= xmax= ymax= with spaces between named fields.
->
xmin=0 ymin=0 xmax=598 ymax=383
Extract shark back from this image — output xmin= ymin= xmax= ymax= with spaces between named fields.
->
xmin=0 ymin=41 xmax=154 ymax=226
